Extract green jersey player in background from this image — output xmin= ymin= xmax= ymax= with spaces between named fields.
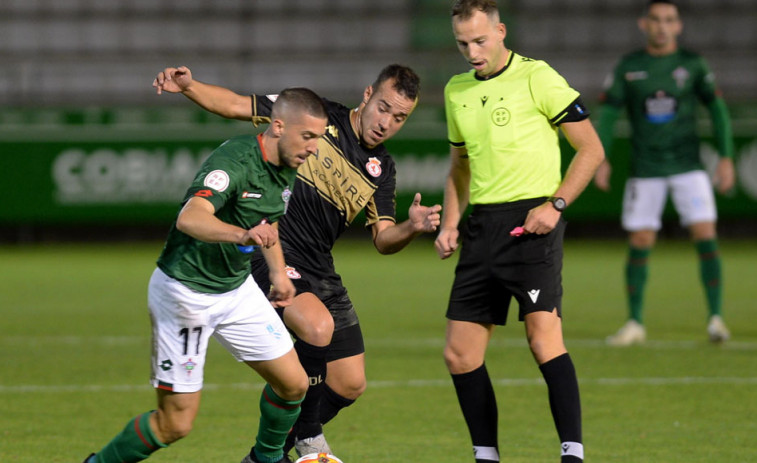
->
xmin=84 ymin=88 xmax=328 ymax=463
xmin=594 ymin=0 xmax=735 ymax=346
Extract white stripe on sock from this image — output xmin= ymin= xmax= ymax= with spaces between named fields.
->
xmin=561 ymin=441 xmax=584 ymax=459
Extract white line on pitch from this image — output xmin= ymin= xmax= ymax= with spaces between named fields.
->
xmin=3 ymin=336 xmax=757 ymax=350
xmin=3 ymin=376 xmax=757 ymax=394
xmin=368 ymin=337 xmax=757 ymax=351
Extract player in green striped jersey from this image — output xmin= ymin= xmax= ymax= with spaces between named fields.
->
xmin=595 ymin=0 xmax=735 ymax=346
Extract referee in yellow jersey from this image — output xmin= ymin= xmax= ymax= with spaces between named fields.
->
xmin=434 ymin=1 xmax=604 ymax=462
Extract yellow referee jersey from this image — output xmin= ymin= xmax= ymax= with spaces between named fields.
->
xmin=444 ymin=51 xmax=580 ymax=204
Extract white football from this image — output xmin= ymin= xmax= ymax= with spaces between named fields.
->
xmin=295 ymin=453 xmax=344 ymax=463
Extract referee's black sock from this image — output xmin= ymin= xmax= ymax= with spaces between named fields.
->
xmin=319 ymin=383 xmax=355 ymax=426
xmin=293 ymin=340 xmax=329 ymax=439
xmin=451 ymin=363 xmax=499 ymax=462
xmin=539 ymin=353 xmax=583 ymax=462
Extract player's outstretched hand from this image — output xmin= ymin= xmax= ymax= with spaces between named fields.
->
xmin=435 ymin=227 xmax=459 ymax=260
xmin=153 ymin=66 xmax=194 ymax=95
xmin=408 ymin=192 xmax=442 ymax=233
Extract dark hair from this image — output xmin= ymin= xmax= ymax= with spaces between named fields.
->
xmin=645 ymin=0 xmax=679 ymax=14
xmin=272 ymin=87 xmax=328 ymax=120
xmin=372 ymin=64 xmax=420 ymax=102
xmin=451 ymin=0 xmax=499 ymax=20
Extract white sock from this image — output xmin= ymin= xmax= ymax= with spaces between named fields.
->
xmin=561 ymin=441 xmax=584 ymax=459
xmin=473 ymin=446 xmax=499 ymax=461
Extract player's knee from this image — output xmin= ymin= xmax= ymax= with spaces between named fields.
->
xmin=443 ymin=346 xmax=458 ymax=370
xmin=154 ymin=412 xmax=193 ymax=444
xmin=287 ymin=297 xmax=334 ymax=346
xmin=272 ymin=382 xmax=308 ymax=403
xmin=342 ymin=380 xmax=366 ymax=400
xmin=443 ymin=345 xmax=477 ymax=374
xmin=280 ymin=373 xmax=310 ymax=401
xmin=328 ymin=376 xmax=365 ymax=400
xmin=629 ymin=230 xmax=656 ymax=248
xmin=689 ymin=221 xmax=716 ymax=241
xmin=527 ymin=337 xmax=547 ymax=360
xmin=527 ymin=336 xmax=566 ymax=365
xmin=296 ymin=315 xmax=334 ymax=346
xmin=162 ymin=424 xmax=192 ymax=444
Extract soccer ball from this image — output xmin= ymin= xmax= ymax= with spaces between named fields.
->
xmin=294 ymin=453 xmax=344 ymax=463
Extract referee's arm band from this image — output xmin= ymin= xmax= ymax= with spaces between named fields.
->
xmin=551 ymin=97 xmax=590 ymax=125
xmin=449 ymin=140 xmax=469 ymax=158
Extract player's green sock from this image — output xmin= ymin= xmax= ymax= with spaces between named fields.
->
xmin=696 ymin=239 xmax=722 ymax=317
xmin=626 ymin=246 xmax=650 ymax=323
xmin=93 ymin=411 xmax=167 ymax=463
xmin=253 ymin=383 xmax=304 ymax=463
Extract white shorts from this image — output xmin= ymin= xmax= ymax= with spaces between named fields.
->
xmin=621 ymin=170 xmax=717 ymax=232
xmin=148 ymin=267 xmax=293 ymax=393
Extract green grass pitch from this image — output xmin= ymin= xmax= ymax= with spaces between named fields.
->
xmin=1 ymin=237 xmax=756 ymax=462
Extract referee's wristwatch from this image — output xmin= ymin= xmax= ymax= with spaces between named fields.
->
xmin=548 ymin=196 xmax=567 ymax=212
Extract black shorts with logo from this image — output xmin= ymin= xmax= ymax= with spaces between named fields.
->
xmin=250 ymin=250 xmax=364 ymax=362
xmin=446 ymin=197 xmax=566 ymax=325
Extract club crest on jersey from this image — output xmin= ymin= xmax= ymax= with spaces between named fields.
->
xmin=181 ymin=359 xmax=197 ymax=376
xmin=366 ymin=157 xmax=382 ymax=177
xmin=672 ymin=66 xmax=690 ymax=89
xmin=285 ymin=266 xmax=301 ymax=279
xmin=203 ymin=170 xmax=230 ymax=192
xmin=281 ymin=186 xmax=292 ymax=213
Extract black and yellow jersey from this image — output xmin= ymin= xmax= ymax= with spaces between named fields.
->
xmin=250 ymin=94 xmax=397 ymax=268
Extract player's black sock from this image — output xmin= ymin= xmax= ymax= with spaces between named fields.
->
xmin=319 ymin=383 xmax=355 ymax=426
xmin=293 ymin=340 xmax=329 ymax=439
xmin=451 ymin=363 xmax=499 ymax=462
xmin=539 ymin=353 xmax=583 ymax=462
xmin=562 ymin=456 xmax=583 ymax=463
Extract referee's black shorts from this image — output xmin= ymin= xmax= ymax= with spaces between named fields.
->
xmin=250 ymin=251 xmax=364 ymax=362
xmin=446 ymin=197 xmax=566 ymax=325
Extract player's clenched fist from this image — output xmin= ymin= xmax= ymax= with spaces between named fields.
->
xmin=434 ymin=227 xmax=459 ymax=260
xmin=243 ymin=221 xmax=278 ymax=249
